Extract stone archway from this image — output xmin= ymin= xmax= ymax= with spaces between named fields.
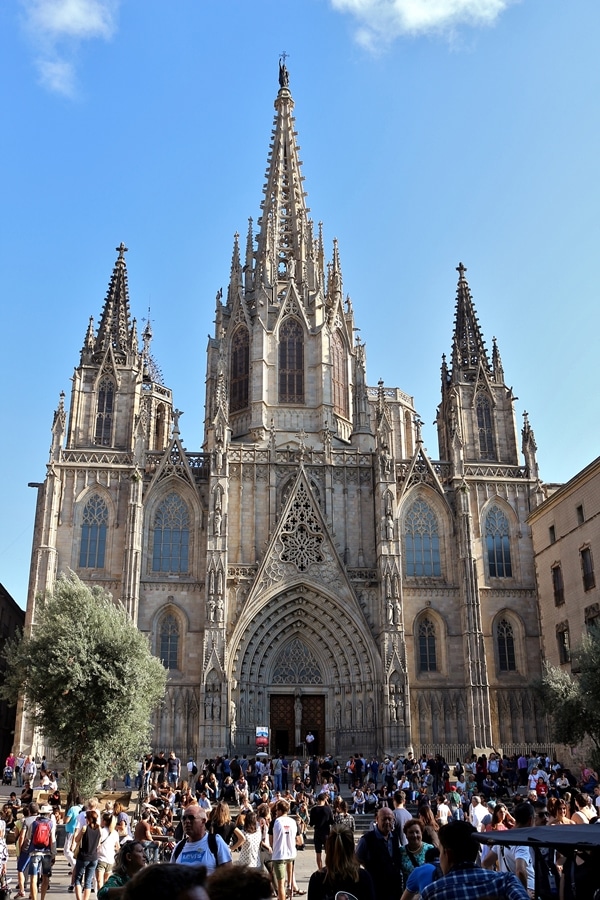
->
xmin=229 ymin=586 xmax=381 ymax=756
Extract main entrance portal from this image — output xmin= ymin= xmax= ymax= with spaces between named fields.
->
xmin=270 ymin=694 xmax=326 ymax=756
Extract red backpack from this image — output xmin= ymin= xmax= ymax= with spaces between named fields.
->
xmin=31 ymin=818 xmax=52 ymax=850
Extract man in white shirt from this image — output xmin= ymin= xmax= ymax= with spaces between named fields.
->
xmin=468 ymin=795 xmax=488 ymax=832
xmin=271 ymin=799 xmax=297 ymax=900
xmin=436 ymin=794 xmax=451 ymax=826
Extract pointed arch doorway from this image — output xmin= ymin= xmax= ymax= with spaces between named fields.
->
xmin=270 ymin=694 xmax=326 ymax=756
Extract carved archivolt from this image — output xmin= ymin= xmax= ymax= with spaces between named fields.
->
xmin=230 ymin=589 xmax=379 ymax=692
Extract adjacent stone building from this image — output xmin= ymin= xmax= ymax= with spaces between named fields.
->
xmin=529 ymin=455 xmax=600 ymax=670
xmin=0 ymin=584 xmax=25 ymax=763
xmin=18 ymin=67 xmax=549 ymax=760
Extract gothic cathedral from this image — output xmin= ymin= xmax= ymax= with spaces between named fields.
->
xmin=20 ymin=67 xmax=548 ymax=760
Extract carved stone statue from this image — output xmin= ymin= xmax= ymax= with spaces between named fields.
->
xmin=385 ymin=513 xmax=394 ymax=541
xmin=386 ymin=598 xmax=394 ymax=625
xmin=213 ymin=692 xmax=221 ymax=720
xmin=216 ymin=598 xmax=224 ymax=623
xmin=230 ymin=699 xmax=237 ymax=730
xmin=214 ymin=508 xmax=222 ymax=536
xmin=367 ymin=697 xmax=374 ymax=727
xmin=356 ymin=699 xmax=363 ymax=727
xmin=279 ymin=59 xmax=289 ymax=88
xmin=207 ymin=598 xmax=216 ymax=622
xmin=334 ymin=701 xmax=341 ymax=729
xmin=205 ymin=694 xmax=212 ymax=721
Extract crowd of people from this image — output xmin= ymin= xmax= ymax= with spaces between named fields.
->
xmin=2 ymin=748 xmax=600 ymax=900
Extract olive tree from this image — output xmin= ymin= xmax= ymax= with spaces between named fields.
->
xmin=534 ymin=625 xmax=600 ymax=770
xmin=2 ymin=572 xmax=166 ymax=800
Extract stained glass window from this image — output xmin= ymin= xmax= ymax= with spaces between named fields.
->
xmin=160 ymin=613 xmax=179 ymax=670
xmin=485 ymin=506 xmax=512 ymax=578
xmin=418 ymin=617 xmax=437 ymax=672
xmin=152 ymin=494 xmax=190 ymax=573
xmin=497 ymin=618 xmax=516 ymax=671
xmin=405 ymin=500 xmax=441 ymax=577
xmin=79 ymin=494 xmax=108 ymax=568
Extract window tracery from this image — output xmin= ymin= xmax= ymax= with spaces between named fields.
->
xmin=497 ymin=618 xmax=516 ymax=671
xmin=476 ymin=393 xmax=495 ymax=459
xmin=79 ymin=494 xmax=108 ymax=568
xmin=230 ymin=326 xmax=250 ymax=412
xmin=279 ymin=482 xmax=324 ymax=572
xmin=405 ymin=499 xmax=441 ymax=577
xmin=159 ymin=612 xmax=180 ymax=670
xmin=152 ymin=493 xmax=190 ymax=573
xmin=272 ymin=638 xmax=323 ymax=684
xmin=485 ymin=505 xmax=512 ymax=578
xmin=332 ymin=330 xmax=349 ymax=418
xmin=94 ymin=377 xmax=114 ymax=446
xmin=418 ymin=617 xmax=437 ymax=672
xmin=279 ymin=318 xmax=304 ymax=403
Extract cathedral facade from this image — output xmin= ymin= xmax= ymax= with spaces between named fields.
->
xmin=20 ymin=68 xmax=549 ymax=760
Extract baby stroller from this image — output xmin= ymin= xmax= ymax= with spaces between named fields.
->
xmin=1 ymin=767 xmax=12 ymax=786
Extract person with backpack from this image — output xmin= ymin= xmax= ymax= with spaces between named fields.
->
xmin=27 ymin=804 xmax=56 ymax=900
xmin=171 ymin=805 xmax=231 ymax=872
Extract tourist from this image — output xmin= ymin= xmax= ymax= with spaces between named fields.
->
xmin=73 ymin=808 xmax=102 ymax=900
xmin=271 ymin=800 xmax=297 ymax=900
xmin=308 ymin=824 xmax=375 ymax=900
xmin=399 ymin=819 xmax=434 ymax=882
xmin=356 ymin=807 xmax=404 ymax=900
xmin=98 ymin=840 xmax=147 ymax=899
xmin=171 ymin=805 xmax=231 ymax=872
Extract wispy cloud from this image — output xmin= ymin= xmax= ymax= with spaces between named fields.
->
xmin=330 ymin=0 xmax=516 ymax=48
xmin=21 ymin=0 xmax=119 ymax=97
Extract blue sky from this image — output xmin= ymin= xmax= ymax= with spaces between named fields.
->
xmin=2 ymin=0 xmax=599 ymax=609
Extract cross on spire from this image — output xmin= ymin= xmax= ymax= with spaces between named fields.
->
xmin=116 ymin=242 xmax=128 ymax=258
xmin=456 ymin=261 xmax=467 ymax=280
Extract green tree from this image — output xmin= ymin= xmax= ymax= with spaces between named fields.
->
xmin=534 ymin=626 xmax=600 ymax=770
xmin=1 ymin=573 xmax=166 ymax=800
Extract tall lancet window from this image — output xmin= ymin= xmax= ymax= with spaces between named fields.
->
xmin=279 ymin=318 xmax=304 ymax=403
xmin=152 ymin=493 xmax=190 ymax=574
xmin=405 ymin=499 xmax=441 ymax=577
xmin=332 ymin=330 xmax=349 ymax=418
xmin=94 ymin=377 xmax=114 ymax=446
xmin=79 ymin=494 xmax=108 ymax=568
xmin=497 ymin=618 xmax=516 ymax=671
xmin=418 ymin=617 xmax=438 ymax=672
xmin=485 ymin=505 xmax=513 ymax=578
xmin=159 ymin=612 xmax=180 ymax=670
xmin=230 ymin=326 xmax=250 ymax=412
xmin=476 ymin=393 xmax=495 ymax=459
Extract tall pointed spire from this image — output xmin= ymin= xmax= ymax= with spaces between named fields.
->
xmin=254 ymin=61 xmax=311 ymax=293
xmin=450 ymin=262 xmax=490 ymax=380
xmin=93 ymin=243 xmax=132 ymax=363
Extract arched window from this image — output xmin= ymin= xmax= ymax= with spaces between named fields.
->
xmin=418 ymin=617 xmax=437 ymax=672
xmin=152 ymin=493 xmax=190 ymax=573
xmin=94 ymin=377 xmax=114 ymax=446
xmin=497 ymin=618 xmax=516 ymax=671
xmin=485 ymin=505 xmax=512 ymax=578
xmin=476 ymin=393 xmax=495 ymax=459
xmin=159 ymin=612 xmax=180 ymax=670
xmin=405 ymin=499 xmax=441 ymax=577
xmin=279 ymin=318 xmax=304 ymax=403
xmin=332 ymin=330 xmax=349 ymax=418
xmin=79 ymin=494 xmax=108 ymax=568
xmin=230 ymin=326 xmax=250 ymax=413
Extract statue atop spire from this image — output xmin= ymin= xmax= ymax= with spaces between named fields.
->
xmin=279 ymin=53 xmax=290 ymax=89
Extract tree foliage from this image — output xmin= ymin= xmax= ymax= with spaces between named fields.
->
xmin=1 ymin=573 xmax=166 ymax=799
xmin=534 ymin=626 xmax=600 ymax=770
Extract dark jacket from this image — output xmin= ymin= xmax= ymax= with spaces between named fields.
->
xmin=356 ymin=825 xmax=404 ymax=900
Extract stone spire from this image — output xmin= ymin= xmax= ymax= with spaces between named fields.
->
xmin=450 ymin=262 xmax=490 ymax=380
xmin=93 ymin=243 xmax=132 ymax=363
xmin=254 ymin=62 xmax=311 ymax=294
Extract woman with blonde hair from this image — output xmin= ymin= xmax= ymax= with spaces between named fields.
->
xmin=308 ymin=825 xmax=375 ymax=900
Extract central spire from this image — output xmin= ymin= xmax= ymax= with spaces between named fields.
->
xmin=254 ymin=61 xmax=313 ymax=293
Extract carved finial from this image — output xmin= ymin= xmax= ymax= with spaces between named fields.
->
xmin=116 ymin=242 xmax=128 ymax=259
xmin=456 ymin=261 xmax=467 ymax=281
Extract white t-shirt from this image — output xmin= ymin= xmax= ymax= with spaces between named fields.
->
xmin=494 ymin=842 xmax=535 ymax=891
xmin=437 ymin=802 xmax=451 ymax=826
xmin=97 ymin=828 xmax=120 ymax=864
xmin=469 ymin=803 xmax=487 ymax=832
xmin=173 ymin=833 xmax=231 ymax=872
xmin=272 ymin=815 xmax=297 ymax=862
